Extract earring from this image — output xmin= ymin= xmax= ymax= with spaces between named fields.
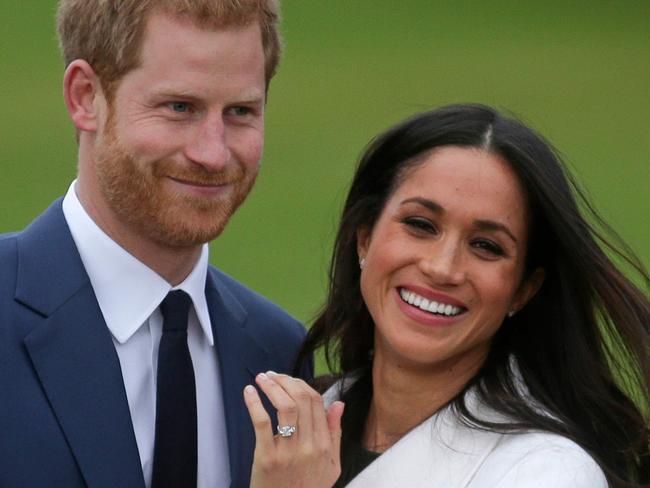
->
xmin=359 ymin=258 xmax=366 ymax=269
xmin=507 ymin=310 xmax=516 ymax=318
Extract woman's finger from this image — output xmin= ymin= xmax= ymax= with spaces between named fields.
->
xmin=255 ymin=372 xmax=299 ymax=439
xmin=327 ymin=401 xmax=345 ymax=468
xmin=243 ymin=384 xmax=275 ymax=453
xmin=266 ymin=372 xmax=317 ymax=442
xmin=309 ymin=385 xmax=330 ymax=448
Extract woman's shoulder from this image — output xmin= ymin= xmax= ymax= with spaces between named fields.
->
xmin=466 ymin=384 xmax=608 ymax=487
xmin=470 ymin=430 xmax=607 ymax=487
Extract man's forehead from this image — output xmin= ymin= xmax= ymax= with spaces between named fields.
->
xmin=143 ymin=8 xmax=262 ymax=40
xmin=113 ymin=14 xmax=265 ymax=105
xmin=139 ymin=12 xmax=262 ymax=59
xmin=152 ymin=2 xmax=262 ymax=30
xmin=134 ymin=13 xmax=264 ymax=73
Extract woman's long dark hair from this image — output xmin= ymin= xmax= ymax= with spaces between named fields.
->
xmin=296 ymin=104 xmax=650 ymax=487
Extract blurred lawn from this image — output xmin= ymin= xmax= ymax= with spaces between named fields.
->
xmin=1 ymin=1 xmax=648 ymax=340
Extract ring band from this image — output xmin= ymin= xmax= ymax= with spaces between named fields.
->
xmin=277 ymin=425 xmax=297 ymax=438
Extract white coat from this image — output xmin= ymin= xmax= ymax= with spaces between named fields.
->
xmin=324 ymin=380 xmax=607 ymax=488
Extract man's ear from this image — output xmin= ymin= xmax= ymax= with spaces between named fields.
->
xmin=511 ymin=267 xmax=545 ymax=314
xmin=63 ymin=59 xmax=105 ymax=133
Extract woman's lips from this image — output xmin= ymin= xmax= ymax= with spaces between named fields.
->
xmin=394 ymin=286 xmax=467 ymax=326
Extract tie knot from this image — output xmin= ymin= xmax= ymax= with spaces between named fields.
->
xmin=160 ymin=290 xmax=192 ymax=332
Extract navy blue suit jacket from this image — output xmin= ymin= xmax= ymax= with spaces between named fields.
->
xmin=0 ymin=199 xmax=310 ymax=488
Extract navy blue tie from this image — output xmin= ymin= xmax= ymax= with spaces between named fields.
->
xmin=151 ymin=290 xmax=197 ymax=488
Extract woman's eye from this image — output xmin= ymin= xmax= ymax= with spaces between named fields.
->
xmin=169 ymin=102 xmax=191 ymax=113
xmin=402 ymin=217 xmax=436 ymax=234
xmin=472 ymin=239 xmax=505 ymax=257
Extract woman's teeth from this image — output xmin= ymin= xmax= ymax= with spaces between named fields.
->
xmin=399 ymin=288 xmax=462 ymax=316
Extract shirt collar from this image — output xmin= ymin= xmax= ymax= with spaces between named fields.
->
xmin=61 ymin=180 xmax=214 ymax=345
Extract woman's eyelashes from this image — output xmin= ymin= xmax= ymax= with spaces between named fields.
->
xmin=401 ymin=216 xmax=507 ymax=258
xmin=401 ymin=216 xmax=437 ymax=234
xmin=471 ymin=239 xmax=505 ymax=258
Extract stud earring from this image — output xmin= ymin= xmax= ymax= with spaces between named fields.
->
xmin=507 ymin=310 xmax=516 ymax=318
xmin=359 ymin=258 xmax=366 ymax=269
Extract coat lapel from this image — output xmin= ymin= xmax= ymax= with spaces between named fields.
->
xmin=324 ymin=380 xmax=504 ymax=488
xmin=205 ymin=270 xmax=271 ymax=488
xmin=346 ymin=407 xmax=503 ymax=488
xmin=16 ymin=200 xmax=145 ymax=488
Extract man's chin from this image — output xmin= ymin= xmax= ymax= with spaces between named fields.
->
xmin=147 ymin=217 xmax=230 ymax=248
xmin=104 ymin=175 xmax=252 ymax=249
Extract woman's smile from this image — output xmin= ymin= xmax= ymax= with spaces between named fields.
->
xmin=395 ymin=286 xmax=467 ymax=329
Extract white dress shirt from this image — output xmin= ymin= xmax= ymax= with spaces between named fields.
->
xmin=62 ymin=181 xmax=230 ymax=488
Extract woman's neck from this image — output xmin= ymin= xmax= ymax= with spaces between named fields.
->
xmin=363 ymin=351 xmax=485 ymax=452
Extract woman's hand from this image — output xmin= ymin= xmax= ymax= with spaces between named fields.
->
xmin=244 ymin=371 xmax=345 ymax=488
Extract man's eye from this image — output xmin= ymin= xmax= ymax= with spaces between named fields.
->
xmin=230 ymin=106 xmax=251 ymax=116
xmin=169 ymin=102 xmax=190 ymax=113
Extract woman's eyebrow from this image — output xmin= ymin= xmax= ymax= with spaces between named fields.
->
xmin=400 ymin=197 xmax=444 ymax=213
xmin=474 ymin=219 xmax=517 ymax=243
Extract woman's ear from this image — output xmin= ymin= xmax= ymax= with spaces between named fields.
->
xmin=510 ymin=267 xmax=545 ymax=314
xmin=63 ymin=59 xmax=105 ymax=133
xmin=356 ymin=227 xmax=371 ymax=262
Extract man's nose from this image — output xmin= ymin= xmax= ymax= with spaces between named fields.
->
xmin=184 ymin=115 xmax=230 ymax=171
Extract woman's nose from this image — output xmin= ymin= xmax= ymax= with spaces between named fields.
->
xmin=417 ymin=239 xmax=465 ymax=286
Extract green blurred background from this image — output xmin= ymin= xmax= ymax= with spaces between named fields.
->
xmin=1 ymin=1 xmax=649 ymax=343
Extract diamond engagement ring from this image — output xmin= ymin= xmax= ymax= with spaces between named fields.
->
xmin=277 ymin=425 xmax=297 ymax=438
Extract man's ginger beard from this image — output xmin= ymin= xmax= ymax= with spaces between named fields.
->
xmin=92 ymin=110 xmax=257 ymax=248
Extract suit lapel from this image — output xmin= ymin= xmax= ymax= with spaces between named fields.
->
xmin=16 ymin=200 xmax=145 ymax=488
xmin=205 ymin=270 xmax=270 ymax=488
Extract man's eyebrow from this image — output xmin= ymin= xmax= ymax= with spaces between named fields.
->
xmin=148 ymin=88 xmax=265 ymax=104
xmin=233 ymin=96 xmax=265 ymax=106
xmin=234 ymin=89 xmax=266 ymax=104
xmin=150 ymin=88 xmax=201 ymax=100
xmin=400 ymin=197 xmax=518 ymax=243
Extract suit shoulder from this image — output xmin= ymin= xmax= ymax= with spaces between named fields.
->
xmin=472 ymin=431 xmax=607 ymax=487
xmin=0 ymin=233 xmax=18 ymax=283
xmin=0 ymin=231 xmax=18 ymax=246
xmin=208 ymin=266 xmax=305 ymax=338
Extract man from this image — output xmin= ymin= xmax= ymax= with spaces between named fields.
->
xmin=0 ymin=1 xmax=309 ymax=487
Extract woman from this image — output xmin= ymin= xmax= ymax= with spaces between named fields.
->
xmin=244 ymin=104 xmax=650 ymax=487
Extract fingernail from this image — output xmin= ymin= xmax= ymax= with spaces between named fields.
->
xmin=257 ymin=372 xmax=268 ymax=381
xmin=244 ymin=385 xmax=256 ymax=394
xmin=266 ymin=370 xmax=278 ymax=377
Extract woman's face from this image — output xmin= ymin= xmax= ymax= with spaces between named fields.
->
xmin=358 ymin=146 xmax=543 ymax=375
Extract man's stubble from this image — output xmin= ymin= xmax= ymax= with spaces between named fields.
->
xmin=93 ymin=111 xmax=258 ymax=249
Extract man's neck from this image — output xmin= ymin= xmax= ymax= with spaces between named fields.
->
xmin=76 ymin=180 xmax=202 ymax=286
